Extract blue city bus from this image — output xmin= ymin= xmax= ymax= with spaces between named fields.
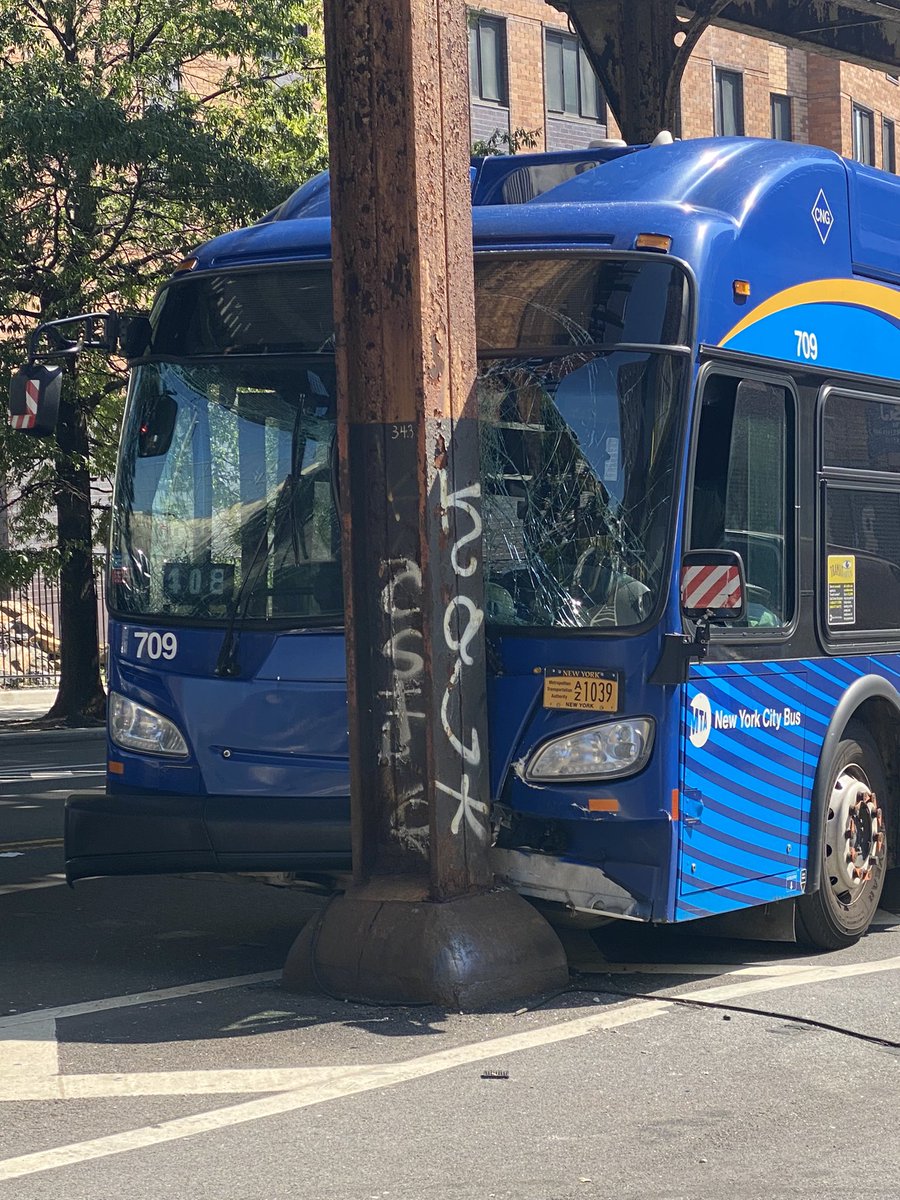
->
xmin=20 ymin=136 xmax=900 ymax=949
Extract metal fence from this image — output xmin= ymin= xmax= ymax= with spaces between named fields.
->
xmin=0 ymin=560 xmax=107 ymax=689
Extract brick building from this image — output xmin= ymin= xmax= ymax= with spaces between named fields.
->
xmin=469 ymin=4 xmax=900 ymax=171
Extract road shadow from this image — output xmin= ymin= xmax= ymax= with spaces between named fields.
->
xmin=5 ymin=869 xmax=900 ymax=1060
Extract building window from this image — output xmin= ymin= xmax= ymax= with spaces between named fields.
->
xmin=770 ymin=93 xmax=792 ymax=141
xmin=714 ymin=68 xmax=745 ymax=137
xmin=544 ymin=30 xmax=604 ymax=121
xmin=468 ymin=14 xmax=507 ymax=106
xmin=884 ymin=118 xmax=896 ymax=172
xmin=852 ymin=103 xmax=875 ymax=165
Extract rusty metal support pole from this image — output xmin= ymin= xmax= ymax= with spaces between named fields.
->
xmin=283 ymin=0 xmax=567 ymax=1008
xmin=326 ymin=0 xmax=489 ymax=899
xmin=550 ymin=0 xmax=731 ymax=144
xmin=557 ymin=0 xmax=900 ymax=139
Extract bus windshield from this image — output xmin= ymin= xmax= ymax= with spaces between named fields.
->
xmin=111 ymin=255 xmax=690 ymax=629
xmin=112 ymin=356 xmax=341 ymax=623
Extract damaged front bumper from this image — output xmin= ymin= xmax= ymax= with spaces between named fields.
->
xmin=491 ymin=845 xmax=658 ymax=922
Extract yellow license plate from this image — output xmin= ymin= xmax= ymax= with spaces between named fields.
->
xmin=542 ymin=669 xmax=620 ymax=713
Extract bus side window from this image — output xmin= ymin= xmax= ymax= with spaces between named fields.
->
xmin=690 ymin=376 xmax=792 ymax=628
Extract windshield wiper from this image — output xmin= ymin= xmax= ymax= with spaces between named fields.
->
xmin=213 ymin=477 xmax=295 ymax=678
xmin=214 ymin=403 xmax=305 ymax=678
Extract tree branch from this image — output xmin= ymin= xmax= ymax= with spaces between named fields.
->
xmin=199 ymin=64 xmax=325 ymax=104
xmin=93 ymin=170 xmax=144 ymax=267
xmin=20 ymin=0 xmax=71 ymax=58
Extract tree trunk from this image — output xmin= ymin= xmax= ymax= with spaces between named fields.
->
xmin=0 ymin=478 xmax=9 ymax=603
xmin=46 ymin=389 xmax=105 ymax=723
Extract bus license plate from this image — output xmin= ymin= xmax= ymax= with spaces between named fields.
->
xmin=542 ymin=669 xmax=620 ymax=713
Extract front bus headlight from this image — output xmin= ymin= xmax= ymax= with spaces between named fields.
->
xmin=525 ymin=718 xmax=654 ymax=782
xmin=109 ymin=693 xmax=189 ymax=757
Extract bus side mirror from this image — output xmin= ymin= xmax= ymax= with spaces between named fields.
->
xmin=138 ymin=392 xmax=178 ymax=457
xmin=120 ymin=315 xmax=153 ymax=360
xmin=8 ymin=363 xmax=63 ymax=436
xmin=680 ymin=549 xmax=746 ymax=623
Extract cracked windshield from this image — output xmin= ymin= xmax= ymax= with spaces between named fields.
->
xmin=111 ymin=257 xmax=689 ymax=629
xmin=477 ymin=255 xmax=690 ymax=629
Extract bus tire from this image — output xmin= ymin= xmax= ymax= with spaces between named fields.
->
xmin=797 ymin=724 xmax=888 ymax=951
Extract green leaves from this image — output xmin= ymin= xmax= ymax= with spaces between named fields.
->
xmin=471 ymin=126 xmax=542 ymax=157
xmin=0 ymin=0 xmax=327 ymax=551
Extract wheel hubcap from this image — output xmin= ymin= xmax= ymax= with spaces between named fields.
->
xmin=826 ymin=769 xmax=885 ymax=906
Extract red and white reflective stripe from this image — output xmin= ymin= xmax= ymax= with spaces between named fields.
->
xmin=681 ymin=564 xmax=742 ymax=611
xmin=24 ymin=379 xmax=39 ymax=415
xmin=9 ymin=379 xmax=39 ymax=430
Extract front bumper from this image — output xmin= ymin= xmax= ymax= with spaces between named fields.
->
xmin=491 ymin=846 xmax=659 ymax=921
xmin=65 ymin=790 xmax=351 ymax=883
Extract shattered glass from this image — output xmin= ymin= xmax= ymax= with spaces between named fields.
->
xmin=112 ymin=255 xmax=690 ymax=633
xmin=479 ymin=349 xmax=685 ymax=629
xmin=475 ymin=255 xmax=689 ymax=630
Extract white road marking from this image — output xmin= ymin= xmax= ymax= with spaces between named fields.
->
xmin=0 ymin=838 xmax=61 ymax=852
xmin=0 ymin=999 xmax=672 ymax=1178
xmin=572 ymin=961 xmax=824 ymax=977
xmin=0 ymin=1022 xmax=57 ymax=1094
xmin=687 ymin=955 xmax=900 ymax=1002
xmin=870 ymin=909 xmax=900 ymax=928
xmin=0 ymin=766 xmax=104 ymax=784
xmin=0 ymin=971 xmax=284 ymax=1102
xmin=0 ymin=971 xmax=281 ymax=1032
xmin=26 ymin=762 xmax=104 ymax=774
xmin=47 ymin=1066 xmax=378 ymax=1100
xmin=2 ymin=953 xmax=900 ymax=1181
xmin=0 ymin=875 xmax=67 ymax=897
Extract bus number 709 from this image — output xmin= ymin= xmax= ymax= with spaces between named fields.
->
xmin=133 ymin=631 xmax=178 ymax=661
xmin=794 ymin=329 xmax=818 ymax=360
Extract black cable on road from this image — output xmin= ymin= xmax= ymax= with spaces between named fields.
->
xmin=548 ymin=974 xmax=900 ymax=1051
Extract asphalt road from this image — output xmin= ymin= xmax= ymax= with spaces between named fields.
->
xmin=0 ymin=736 xmax=105 ymax=857
xmin=2 ymin=745 xmax=900 ymax=1200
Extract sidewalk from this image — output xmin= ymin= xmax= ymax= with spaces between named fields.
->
xmin=0 ymin=687 xmax=59 ymax=722
xmin=0 ymin=687 xmax=105 ymax=742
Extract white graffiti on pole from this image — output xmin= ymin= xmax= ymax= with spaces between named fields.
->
xmin=378 ymin=557 xmax=428 ymax=856
xmin=435 ymin=475 xmax=489 ymax=841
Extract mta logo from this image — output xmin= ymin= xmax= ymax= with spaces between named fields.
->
xmin=811 ymin=189 xmax=834 ymax=245
xmin=688 ymin=693 xmax=712 ymax=749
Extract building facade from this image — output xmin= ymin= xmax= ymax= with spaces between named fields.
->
xmin=469 ymin=3 xmax=900 ymax=171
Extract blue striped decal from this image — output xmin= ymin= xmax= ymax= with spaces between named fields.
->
xmin=677 ymin=876 xmax=803 ymax=918
xmin=680 ymin=667 xmax=807 ymax=907
xmin=685 ymin=754 xmax=810 ymax=823
xmin=694 ymin=800 xmax=806 ymax=857
xmin=674 ymin=653 xmax=900 ymax=921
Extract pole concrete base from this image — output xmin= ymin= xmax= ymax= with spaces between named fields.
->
xmin=282 ymin=884 xmax=569 ymax=1009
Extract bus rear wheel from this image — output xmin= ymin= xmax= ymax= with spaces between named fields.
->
xmin=797 ymin=725 xmax=888 ymax=951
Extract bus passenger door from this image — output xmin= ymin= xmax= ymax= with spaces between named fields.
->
xmin=678 ymin=669 xmax=810 ymax=918
xmin=677 ymin=371 xmax=810 ymax=919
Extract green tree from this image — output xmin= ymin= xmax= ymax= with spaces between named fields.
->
xmin=0 ymin=0 xmax=327 ymax=721
xmin=471 ymin=126 xmax=541 ymax=157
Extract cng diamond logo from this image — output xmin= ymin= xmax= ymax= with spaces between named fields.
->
xmin=811 ymin=189 xmax=834 ymax=244
xmin=688 ymin=693 xmax=712 ymax=749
